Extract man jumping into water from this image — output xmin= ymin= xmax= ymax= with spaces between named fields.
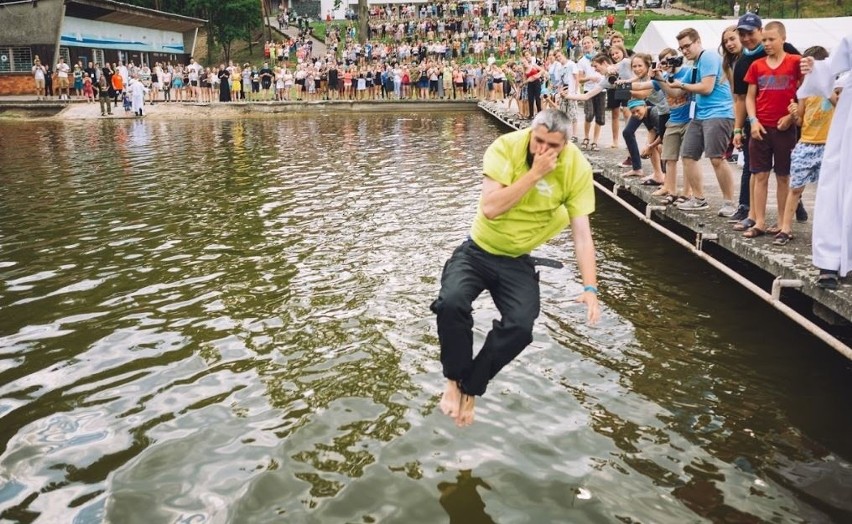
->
xmin=431 ymin=108 xmax=601 ymax=427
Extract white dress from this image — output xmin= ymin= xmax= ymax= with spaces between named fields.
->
xmin=799 ymin=34 xmax=852 ymax=276
xmin=128 ymin=79 xmax=147 ymax=113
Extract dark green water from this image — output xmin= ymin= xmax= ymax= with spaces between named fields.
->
xmin=0 ymin=114 xmax=850 ymax=523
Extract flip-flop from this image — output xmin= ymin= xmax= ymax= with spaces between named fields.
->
xmin=766 ymin=224 xmax=782 ymax=235
xmin=640 ymin=179 xmax=663 ymax=186
xmin=817 ymin=271 xmax=840 ymax=290
xmin=733 ymin=218 xmax=756 ymax=231
xmin=743 ymin=227 xmax=766 ymax=238
xmin=773 ymin=232 xmax=794 ymax=245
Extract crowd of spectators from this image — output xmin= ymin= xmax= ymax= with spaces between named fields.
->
xmin=28 ymin=4 xmax=848 ymax=284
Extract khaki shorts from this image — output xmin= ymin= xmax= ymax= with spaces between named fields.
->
xmin=34 ymin=78 xmax=45 ymax=89
xmin=58 ymin=77 xmax=69 ymax=89
xmin=681 ymin=118 xmax=733 ymax=160
xmin=661 ymin=122 xmax=688 ymax=161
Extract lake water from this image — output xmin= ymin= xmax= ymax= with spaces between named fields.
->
xmin=1 ymin=113 xmax=851 ymax=523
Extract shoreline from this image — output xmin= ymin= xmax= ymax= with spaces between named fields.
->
xmin=0 ymin=98 xmax=481 ymax=120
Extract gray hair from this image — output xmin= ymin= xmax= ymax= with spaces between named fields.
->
xmin=531 ymin=109 xmax=571 ymax=142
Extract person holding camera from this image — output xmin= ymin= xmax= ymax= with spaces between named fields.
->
xmin=607 ymin=44 xmax=633 ymax=150
xmin=631 ymin=49 xmax=694 ymax=201
xmin=618 ymin=54 xmax=669 ymax=180
xmin=668 ymin=28 xmax=737 ymax=214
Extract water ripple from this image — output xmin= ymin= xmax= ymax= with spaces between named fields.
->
xmin=0 ymin=115 xmax=850 ymax=523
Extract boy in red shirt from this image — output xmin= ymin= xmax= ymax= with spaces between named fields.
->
xmin=742 ymin=21 xmax=801 ymax=238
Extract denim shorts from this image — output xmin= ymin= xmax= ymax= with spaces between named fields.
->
xmin=789 ymin=142 xmax=825 ymax=189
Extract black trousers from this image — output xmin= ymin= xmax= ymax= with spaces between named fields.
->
xmin=527 ymin=79 xmax=542 ymax=116
xmin=431 ymin=240 xmax=540 ymax=396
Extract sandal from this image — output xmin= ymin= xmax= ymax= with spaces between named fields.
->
xmin=675 ymin=195 xmax=689 ymax=204
xmin=732 ymin=218 xmax=756 ymax=231
xmin=660 ymin=194 xmax=677 ymax=205
xmin=580 ymin=138 xmax=589 ymax=150
xmin=651 ymin=187 xmax=670 ymax=197
xmin=766 ymin=224 xmax=781 ymax=235
xmin=817 ymin=270 xmax=839 ymax=290
xmin=590 ymin=143 xmax=599 ymax=151
xmin=773 ymin=231 xmax=794 ymax=245
xmin=742 ymin=227 xmax=766 ymax=238
xmin=640 ymin=178 xmax=663 ymax=186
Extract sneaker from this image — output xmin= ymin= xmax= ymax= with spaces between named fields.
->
xmin=727 ymin=205 xmax=749 ymax=222
xmin=718 ymin=201 xmax=737 ymax=218
xmin=795 ymin=202 xmax=808 ymax=223
xmin=677 ymin=197 xmax=709 ymax=211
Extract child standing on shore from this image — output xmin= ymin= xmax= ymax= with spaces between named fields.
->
xmin=82 ymin=73 xmax=94 ymax=103
xmin=742 ymin=21 xmax=802 ymax=238
xmin=774 ymin=46 xmax=837 ymax=246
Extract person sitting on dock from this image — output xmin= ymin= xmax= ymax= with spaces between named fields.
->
xmin=431 ymin=108 xmax=600 ymax=427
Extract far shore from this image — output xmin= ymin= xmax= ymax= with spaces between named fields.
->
xmin=0 ymin=97 xmax=482 ymax=121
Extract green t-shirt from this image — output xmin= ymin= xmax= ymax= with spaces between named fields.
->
xmin=470 ymin=128 xmax=595 ymax=257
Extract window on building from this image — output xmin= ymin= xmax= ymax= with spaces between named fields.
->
xmin=59 ymin=47 xmax=71 ymax=64
xmin=0 ymin=46 xmax=33 ymax=73
xmin=92 ymin=49 xmax=105 ymax=67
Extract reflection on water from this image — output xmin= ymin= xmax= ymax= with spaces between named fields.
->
xmin=0 ymin=114 xmax=851 ymax=523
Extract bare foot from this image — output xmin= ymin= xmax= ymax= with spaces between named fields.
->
xmin=622 ymin=169 xmax=643 ymax=177
xmin=455 ymin=394 xmax=476 ymax=427
xmin=440 ymin=380 xmax=461 ymax=418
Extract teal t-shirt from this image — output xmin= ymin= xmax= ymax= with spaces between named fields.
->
xmin=470 ymin=128 xmax=595 ymax=257
xmin=694 ymin=51 xmax=734 ymax=120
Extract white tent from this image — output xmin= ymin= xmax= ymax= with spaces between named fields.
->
xmin=633 ymin=17 xmax=852 ymax=56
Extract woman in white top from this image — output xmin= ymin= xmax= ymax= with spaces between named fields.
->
xmin=282 ymin=68 xmax=294 ymax=101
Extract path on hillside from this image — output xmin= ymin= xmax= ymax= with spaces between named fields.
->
xmin=265 ymin=17 xmax=328 ymax=57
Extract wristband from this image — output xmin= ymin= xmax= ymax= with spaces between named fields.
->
xmin=748 ymin=116 xmax=757 ymax=124
xmin=583 ymin=285 xmax=598 ymax=294
xmin=733 ymin=129 xmax=742 ymax=135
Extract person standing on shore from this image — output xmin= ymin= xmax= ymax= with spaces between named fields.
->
xmin=96 ymin=73 xmax=112 ymax=116
xmin=799 ymin=35 xmax=851 ymax=289
xmin=668 ymin=28 xmax=737 ymax=215
xmin=32 ymin=57 xmax=46 ymax=101
xmin=55 ymin=57 xmax=71 ymax=101
xmin=431 ymin=108 xmax=600 ymax=427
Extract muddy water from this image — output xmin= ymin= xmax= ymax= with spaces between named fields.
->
xmin=0 ymin=114 xmax=850 ymax=523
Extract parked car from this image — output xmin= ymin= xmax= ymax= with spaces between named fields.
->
xmin=586 ymin=6 xmax=597 ymax=12
xmin=645 ymin=0 xmax=662 ymax=7
xmin=599 ymin=0 xmax=615 ymax=8
xmin=614 ymin=3 xmax=627 ymax=11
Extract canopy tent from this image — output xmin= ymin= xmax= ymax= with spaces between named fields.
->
xmin=633 ymin=18 xmax=852 ymax=56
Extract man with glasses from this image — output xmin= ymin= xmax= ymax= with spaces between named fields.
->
xmin=669 ymin=28 xmax=736 ymax=214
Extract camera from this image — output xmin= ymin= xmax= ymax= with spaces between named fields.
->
xmin=607 ymin=74 xmax=618 ymax=85
xmin=651 ymin=61 xmax=657 ymax=69
xmin=666 ymin=56 xmax=684 ymax=68
xmin=614 ymin=82 xmax=632 ymax=101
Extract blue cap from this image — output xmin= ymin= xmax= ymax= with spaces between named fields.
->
xmin=737 ymin=13 xmax=762 ymax=32
xmin=626 ymin=98 xmax=645 ymax=110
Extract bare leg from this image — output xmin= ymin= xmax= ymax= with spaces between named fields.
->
xmin=440 ymin=379 xmax=461 ymax=417
xmin=456 ymin=394 xmax=475 ymax=427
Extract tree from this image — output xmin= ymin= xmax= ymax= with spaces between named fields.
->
xmin=184 ymin=0 xmax=261 ymax=64
xmin=358 ymin=0 xmax=368 ymax=44
xmin=123 ymin=0 xmax=262 ymax=63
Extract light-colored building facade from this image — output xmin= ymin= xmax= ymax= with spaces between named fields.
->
xmin=0 ymin=0 xmax=204 ymax=95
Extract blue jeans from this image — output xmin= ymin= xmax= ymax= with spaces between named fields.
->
xmin=431 ymin=240 xmax=540 ymax=396
xmin=623 ymin=115 xmax=643 ymax=170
